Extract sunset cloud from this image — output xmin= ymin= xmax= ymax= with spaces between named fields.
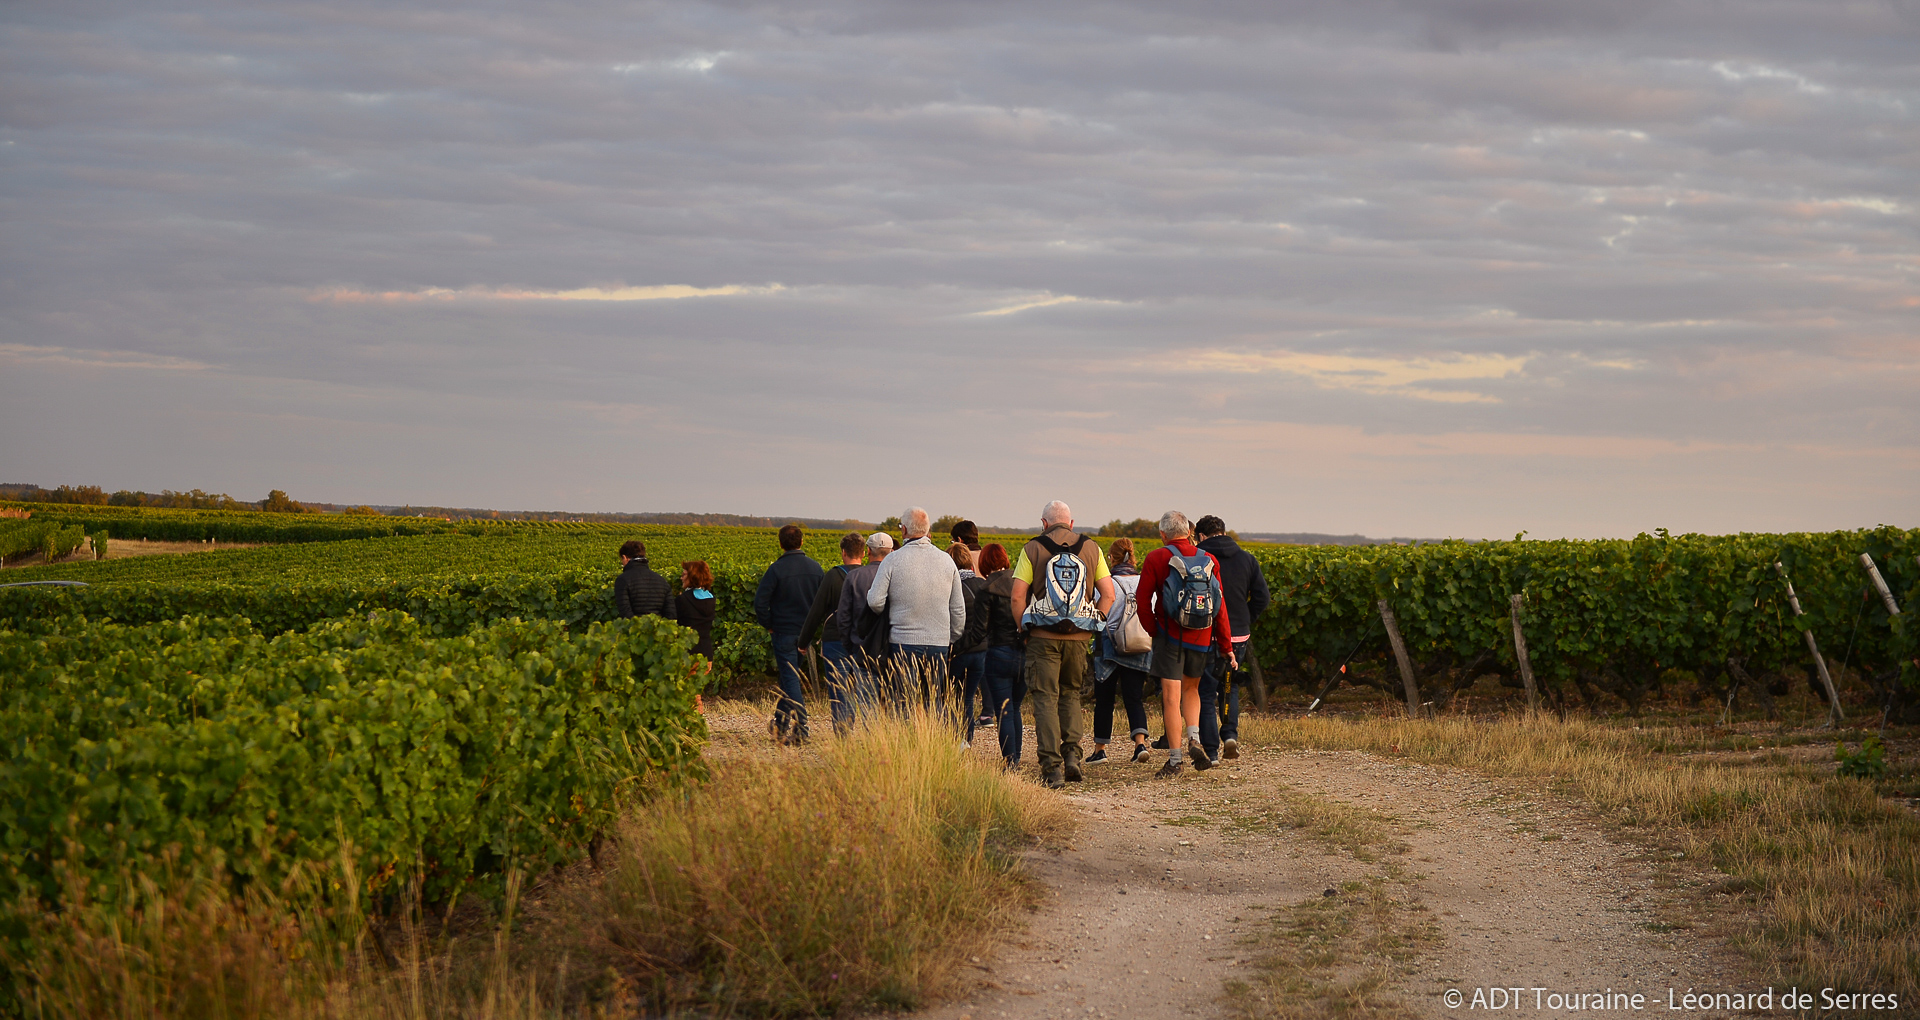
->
xmin=1174 ymin=350 xmax=1533 ymax=403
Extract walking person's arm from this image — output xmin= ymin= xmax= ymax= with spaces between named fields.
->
xmin=1135 ymin=550 xmax=1165 ymax=638
xmin=1209 ymin=553 xmax=1234 ymax=668
xmin=753 ymin=566 xmax=777 ymax=629
xmin=867 ymin=556 xmax=893 ymax=612
xmin=799 ymin=579 xmax=833 ymax=647
xmin=1247 ymin=560 xmax=1271 ymax=626
xmin=948 ymin=570 xmax=966 ymax=644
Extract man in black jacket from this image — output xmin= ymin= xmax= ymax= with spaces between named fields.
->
xmin=755 ymin=524 xmax=825 ymax=744
xmin=615 ymin=541 xmax=676 ymax=620
xmin=1196 ymin=515 xmax=1270 ymax=761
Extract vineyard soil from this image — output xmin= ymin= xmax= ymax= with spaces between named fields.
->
xmin=880 ymin=730 xmax=1754 ymax=1020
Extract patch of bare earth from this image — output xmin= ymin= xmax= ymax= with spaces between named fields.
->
xmin=98 ymin=537 xmax=262 ymax=559
xmin=904 ymin=728 xmax=1758 ymax=1020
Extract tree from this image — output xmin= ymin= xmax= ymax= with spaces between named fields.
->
xmin=879 ymin=516 xmax=902 ymax=532
xmin=1098 ymin=518 xmax=1159 ymax=539
xmin=260 ymin=489 xmax=309 ymax=514
xmin=342 ymin=505 xmax=384 ymax=516
xmin=931 ymin=514 xmax=967 ymax=535
xmin=50 ymin=485 xmax=109 ymax=505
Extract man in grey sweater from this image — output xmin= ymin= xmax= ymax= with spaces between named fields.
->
xmin=868 ymin=506 xmax=966 ymax=699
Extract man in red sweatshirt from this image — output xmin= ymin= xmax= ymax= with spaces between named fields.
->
xmin=1136 ymin=510 xmax=1237 ymax=777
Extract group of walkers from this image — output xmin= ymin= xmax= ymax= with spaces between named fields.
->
xmin=615 ymin=500 xmax=1269 ymax=789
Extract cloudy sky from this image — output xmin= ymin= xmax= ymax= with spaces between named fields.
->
xmin=3 ymin=1 xmax=1916 ymax=538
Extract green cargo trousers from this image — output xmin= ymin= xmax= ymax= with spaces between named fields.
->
xmin=1025 ymin=636 xmax=1089 ymax=776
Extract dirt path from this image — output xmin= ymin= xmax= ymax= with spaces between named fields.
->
xmin=913 ymin=729 xmax=1757 ymax=1020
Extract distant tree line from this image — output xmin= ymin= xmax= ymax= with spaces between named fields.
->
xmin=0 ymin=483 xmax=319 ymax=513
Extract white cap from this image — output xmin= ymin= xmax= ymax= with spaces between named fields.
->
xmin=867 ymin=532 xmax=895 ymax=552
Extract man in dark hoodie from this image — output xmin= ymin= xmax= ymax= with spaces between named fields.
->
xmin=755 ymin=524 xmax=825 ymax=744
xmin=1195 ymin=515 xmax=1270 ymax=761
xmin=799 ymin=532 xmax=869 ymax=733
xmin=615 ymin=541 xmax=676 ymax=621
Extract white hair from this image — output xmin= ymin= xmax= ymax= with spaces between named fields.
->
xmin=867 ymin=532 xmax=895 ymax=553
xmin=1157 ymin=510 xmax=1191 ymax=538
xmin=1040 ymin=500 xmax=1072 ymax=526
xmin=901 ymin=507 xmax=931 ymax=538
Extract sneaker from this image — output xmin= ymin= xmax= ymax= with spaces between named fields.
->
xmin=1064 ymin=760 xmax=1083 ymax=782
xmin=1222 ymin=738 xmax=1239 ymax=760
xmin=1187 ymin=737 xmax=1213 ymax=771
xmin=1130 ymin=743 xmax=1152 ymax=764
xmin=978 ymin=714 xmax=995 ymax=727
xmin=1043 ymin=770 xmax=1066 ymax=789
xmin=1084 ymin=748 xmax=1109 ymax=765
xmin=1156 ymin=759 xmax=1183 ymax=779
xmin=1151 ymin=734 xmax=1169 ymax=750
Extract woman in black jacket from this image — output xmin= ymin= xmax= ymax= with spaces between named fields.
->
xmin=675 ymin=560 xmax=717 ymax=659
xmin=976 ymin=543 xmax=1025 ymax=769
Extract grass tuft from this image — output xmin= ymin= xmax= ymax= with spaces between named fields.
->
xmin=1241 ymin=713 xmax=1920 ymax=1001
xmin=575 ymin=702 xmax=1071 ymax=1015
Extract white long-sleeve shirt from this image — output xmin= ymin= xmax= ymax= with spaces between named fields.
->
xmin=867 ymin=536 xmax=966 ymax=646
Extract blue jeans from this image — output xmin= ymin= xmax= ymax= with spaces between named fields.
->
xmin=890 ymin=642 xmax=948 ymax=710
xmin=771 ymin=632 xmax=808 ymax=738
xmin=984 ymin=645 xmax=1026 ymax=766
xmin=1200 ymin=648 xmax=1244 ymax=755
xmin=821 ymin=639 xmax=859 ymax=731
xmin=1095 ymin=663 xmax=1151 ymax=743
xmin=951 ymin=650 xmax=986 ymax=742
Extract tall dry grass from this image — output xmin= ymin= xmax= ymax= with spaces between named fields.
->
xmin=1241 ymin=712 xmax=1919 ymax=1000
xmin=591 ymin=701 xmax=1072 ymax=1015
xmin=8 ymin=705 xmax=1068 ymax=1019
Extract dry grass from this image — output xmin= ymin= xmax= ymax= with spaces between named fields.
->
xmin=586 ymin=700 xmax=1071 ymax=1015
xmin=8 ymin=704 xmax=1069 ymax=1019
xmin=100 ymin=537 xmax=264 ymax=559
xmin=1239 ymin=711 xmax=1920 ymax=1000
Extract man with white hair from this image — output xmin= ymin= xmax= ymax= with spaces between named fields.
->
xmin=1136 ymin=510 xmax=1236 ymax=777
xmin=1009 ymin=500 xmax=1117 ymax=788
xmin=868 ymin=507 xmax=967 ymax=695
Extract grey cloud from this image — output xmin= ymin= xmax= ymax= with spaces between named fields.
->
xmin=1 ymin=0 xmax=1914 ymax=534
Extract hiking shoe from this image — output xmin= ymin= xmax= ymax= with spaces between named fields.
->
xmin=1131 ymin=743 xmax=1152 ymax=764
xmin=1084 ymin=748 xmax=1109 ymax=765
xmin=1064 ymin=760 xmax=1083 ymax=782
xmin=1042 ymin=770 xmax=1066 ymax=789
xmin=1187 ymin=737 xmax=1213 ymax=771
xmin=1222 ymin=738 xmax=1239 ymax=760
xmin=766 ymin=716 xmax=783 ymax=743
xmin=1155 ymin=759 xmax=1183 ymax=779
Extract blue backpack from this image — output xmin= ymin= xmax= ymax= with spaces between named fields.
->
xmin=1161 ymin=547 xmax=1222 ymax=632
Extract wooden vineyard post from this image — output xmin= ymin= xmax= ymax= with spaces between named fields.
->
xmin=1775 ymin=562 xmax=1843 ymax=726
xmin=1509 ymin=593 xmax=1538 ymax=712
xmin=1859 ymin=553 xmax=1902 ymax=616
xmin=1377 ymin=600 xmax=1422 ymax=717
